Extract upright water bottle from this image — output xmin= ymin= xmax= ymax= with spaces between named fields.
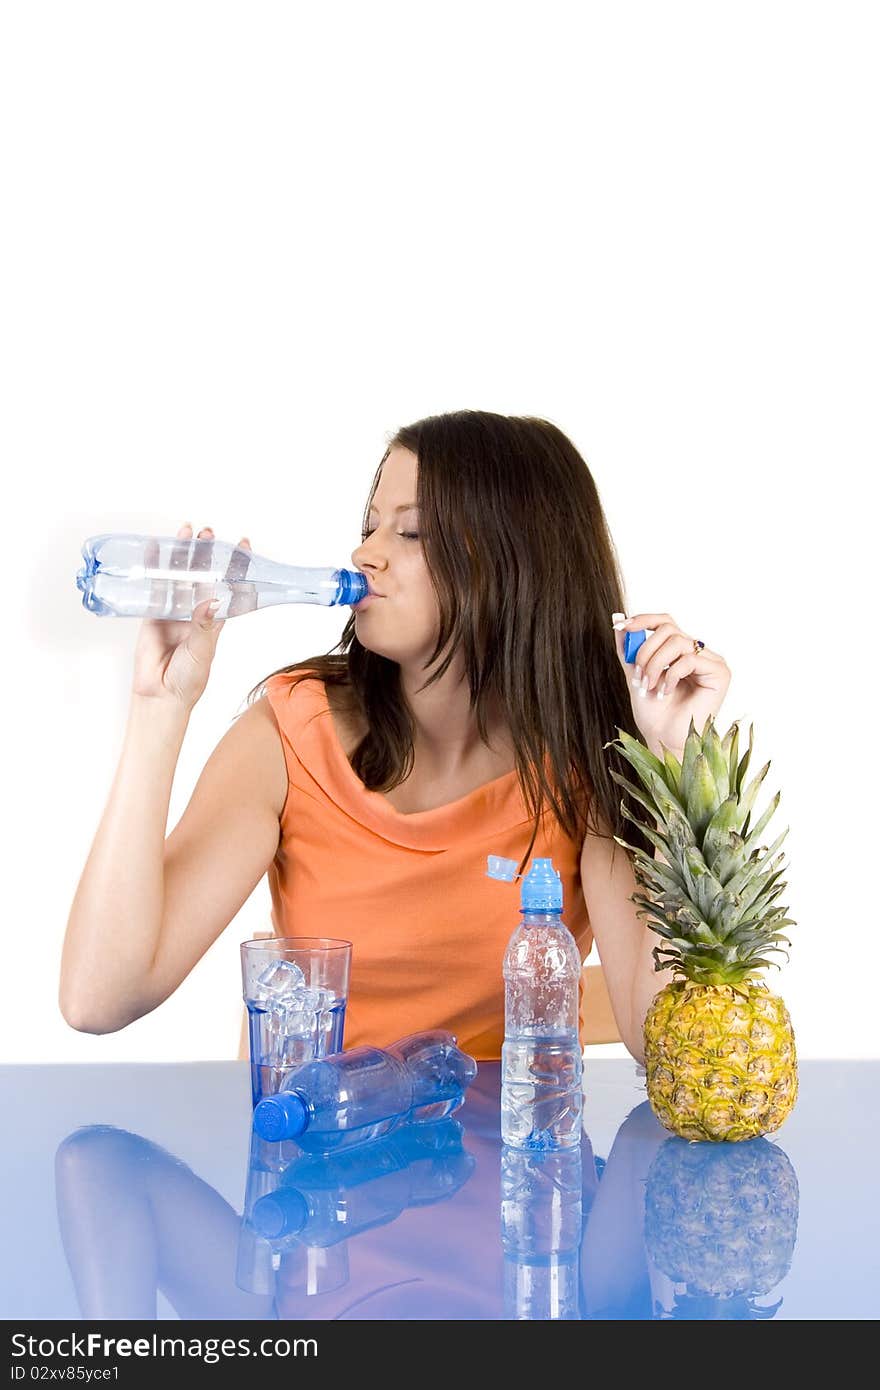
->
xmin=251 ymin=1029 xmax=478 ymax=1150
xmin=487 ymin=855 xmax=583 ymax=1150
xmin=75 ymin=532 xmax=368 ymax=619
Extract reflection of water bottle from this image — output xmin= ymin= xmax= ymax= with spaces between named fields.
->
xmin=251 ymin=1029 xmax=478 ymax=1150
xmin=500 ymin=1145 xmax=583 ymax=1320
xmin=487 ymin=856 xmax=583 ymax=1150
xmin=249 ymin=1117 xmax=475 ymax=1248
xmin=75 ymin=532 xmax=367 ymax=619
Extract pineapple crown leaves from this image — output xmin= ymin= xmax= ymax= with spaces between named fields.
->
xmin=606 ymin=716 xmax=765 ymax=835
xmin=605 ymin=713 xmax=797 ymax=984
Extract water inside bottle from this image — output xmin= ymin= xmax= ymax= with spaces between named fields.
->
xmin=77 ymin=535 xmax=256 ymax=619
xmin=500 ymin=1029 xmax=583 ymax=1151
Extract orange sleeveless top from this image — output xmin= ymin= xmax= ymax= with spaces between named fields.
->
xmin=262 ymin=671 xmax=593 ymax=1061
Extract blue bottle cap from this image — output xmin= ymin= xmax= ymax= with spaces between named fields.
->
xmin=486 ymin=854 xmax=519 ymax=882
xmin=336 ymin=568 xmax=368 ymax=606
xmin=250 ymin=1188 xmax=309 ymax=1240
xmin=623 ymin=629 xmax=647 ymax=664
xmin=521 ymin=857 xmax=563 ymax=911
xmin=486 ymin=855 xmax=562 ymax=911
xmin=253 ymin=1089 xmax=309 ymax=1142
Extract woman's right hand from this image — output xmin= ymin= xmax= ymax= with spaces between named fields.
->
xmin=131 ymin=524 xmax=252 ymax=710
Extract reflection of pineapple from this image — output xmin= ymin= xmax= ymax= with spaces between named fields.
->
xmin=605 ymin=715 xmax=797 ymax=1141
xmin=645 ymin=1136 xmax=799 ymax=1318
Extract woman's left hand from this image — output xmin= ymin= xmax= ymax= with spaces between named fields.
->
xmin=611 ymin=611 xmax=731 ymax=758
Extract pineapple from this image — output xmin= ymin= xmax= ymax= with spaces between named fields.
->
xmin=604 ymin=714 xmax=798 ymax=1142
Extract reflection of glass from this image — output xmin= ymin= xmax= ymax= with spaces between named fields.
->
xmin=644 ymin=1135 xmax=800 ymax=1320
xmin=234 ymin=1128 xmax=321 ymax=1297
xmin=240 ymin=937 xmax=352 ymax=1108
xmin=500 ymin=1143 xmax=583 ymax=1319
xmin=236 ymin=1116 xmax=476 ymax=1295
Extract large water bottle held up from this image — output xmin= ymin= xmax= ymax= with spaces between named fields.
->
xmin=75 ymin=532 xmax=368 ymax=620
xmin=487 ymin=855 xmax=583 ymax=1151
xmin=251 ymin=1028 xmax=478 ymax=1151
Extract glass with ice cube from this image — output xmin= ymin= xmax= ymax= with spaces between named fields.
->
xmin=241 ymin=937 xmax=352 ymax=1108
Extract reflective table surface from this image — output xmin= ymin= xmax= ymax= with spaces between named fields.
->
xmin=1 ymin=1060 xmax=877 ymax=1320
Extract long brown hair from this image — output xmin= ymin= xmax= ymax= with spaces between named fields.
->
xmin=246 ymin=409 xmax=653 ymax=876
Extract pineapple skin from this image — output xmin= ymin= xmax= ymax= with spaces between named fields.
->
xmin=644 ymin=980 xmax=798 ymax=1142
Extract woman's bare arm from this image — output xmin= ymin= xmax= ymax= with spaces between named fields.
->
xmin=60 ymin=696 xmax=287 ymax=1033
xmin=579 ymin=814 xmax=677 ymax=1065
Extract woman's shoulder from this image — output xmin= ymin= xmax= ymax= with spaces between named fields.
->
xmin=228 ymin=697 xmax=290 ymax=819
xmin=256 ymin=670 xmax=367 ymax=760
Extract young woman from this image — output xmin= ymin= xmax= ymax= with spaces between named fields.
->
xmin=60 ymin=410 xmax=731 ymax=1063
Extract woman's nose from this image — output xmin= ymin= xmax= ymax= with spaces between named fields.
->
xmin=352 ymin=536 xmax=385 ymax=570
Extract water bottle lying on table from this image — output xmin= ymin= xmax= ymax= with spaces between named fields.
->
xmin=76 ymin=532 xmax=368 ymax=619
xmin=252 ymin=1029 xmax=478 ymax=1151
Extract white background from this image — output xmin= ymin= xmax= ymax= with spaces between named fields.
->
xmin=2 ymin=1 xmax=876 ymax=1063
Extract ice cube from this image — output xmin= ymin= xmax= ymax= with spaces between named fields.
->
xmin=253 ymin=959 xmax=305 ymax=1004
xmin=257 ymin=979 xmax=342 ymax=1067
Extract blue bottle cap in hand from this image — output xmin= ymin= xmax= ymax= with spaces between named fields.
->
xmin=623 ymin=629 xmax=647 ymax=664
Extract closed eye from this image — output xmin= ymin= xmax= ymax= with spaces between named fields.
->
xmin=361 ymin=529 xmax=420 ymax=541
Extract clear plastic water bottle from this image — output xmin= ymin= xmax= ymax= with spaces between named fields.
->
xmin=251 ymin=1028 xmax=478 ymax=1151
xmin=487 ymin=855 xmax=583 ymax=1150
xmin=75 ymin=532 xmax=367 ymax=619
